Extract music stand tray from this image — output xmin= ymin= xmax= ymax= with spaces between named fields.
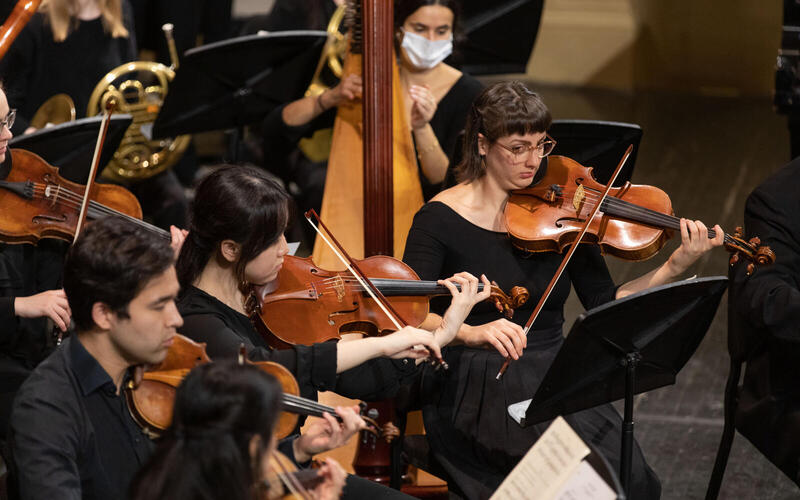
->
xmin=8 ymin=115 xmax=132 ymax=184
xmin=152 ymin=30 xmax=328 ymax=139
xmin=509 ymin=276 xmax=728 ymax=497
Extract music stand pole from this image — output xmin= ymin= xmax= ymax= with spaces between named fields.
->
xmin=621 ymin=351 xmax=641 ymax=497
xmin=514 ymin=277 xmax=729 ymax=500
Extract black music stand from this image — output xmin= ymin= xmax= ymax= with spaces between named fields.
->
xmin=548 ymin=119 xmax=643 ymax=187
xmin=152 ymin=30 xmax=328 ymax=139
xmin=8 ymin=115 xmax=132 ymax=184
xmin=510 ymin=276 xmax=728 ymax=498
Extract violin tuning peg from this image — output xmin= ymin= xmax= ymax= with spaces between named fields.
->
xmin=746 ymin=262 xmax=755 ymax=276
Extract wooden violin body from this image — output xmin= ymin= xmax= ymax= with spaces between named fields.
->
xmin=125 ymin=334 xmax=383 ymax=440
xmin=255 ymin=254 xmax=529 ymax=349
xmin=0 ymin=149 xmax=143 ymax=244
xmin=506 ymin=155 xmax=674 ymax=261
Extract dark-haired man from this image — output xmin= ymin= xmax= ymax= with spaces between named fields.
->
xmin=8 ymin=215 xmax=182 ymax=500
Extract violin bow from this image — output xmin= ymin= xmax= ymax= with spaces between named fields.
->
xmin=496 ymin=145 xmax=633 ymax=380
xmin=305 ymin=209 xmax=448 ymax=369
xmin=73 ymin=98 xmax=116 ymax=242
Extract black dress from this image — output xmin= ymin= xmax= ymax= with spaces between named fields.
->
xmin=402 ymin=201 xmax=661 ymax=500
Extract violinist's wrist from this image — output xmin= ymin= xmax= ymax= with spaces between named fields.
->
xmin=292 ymin=435 xmax=313 ymax=464
xmin=451 ymin=324 xmax=474 ymax=346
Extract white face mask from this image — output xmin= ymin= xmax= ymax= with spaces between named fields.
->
xmin=400 ymin=30 xmax=453 ymax=70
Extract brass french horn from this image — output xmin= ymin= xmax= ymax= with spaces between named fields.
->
xmin=30 ymin=24 xmax=189 ymax=182
xmin=86 ymin=23 xmax=190 ymax=182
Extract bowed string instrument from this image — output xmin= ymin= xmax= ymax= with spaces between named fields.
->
xmin=253 ymin=215 xmax=529 ymax=349
xmin=125 ymin=335 xmax=379 ymax=499
xmin=496 ymin=146 xmax=776 ymax=379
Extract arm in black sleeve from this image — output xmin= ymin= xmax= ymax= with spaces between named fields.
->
xmin=568 ymin=244 xmax=618 ymax=310
xmin=10 ymin=376 xmax=83 ymax=500
xmin=0 ymin=297 xmax=18 ymax=344
xmin=334 ymin=357 xmax=419 ymax=401
xmin=402 ymin=207 xmax=448 ymax=282
xmin=732 ymin=183 xmax=800 ymax=342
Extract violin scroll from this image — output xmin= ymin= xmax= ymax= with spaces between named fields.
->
xmin=726 ymin=227 xmax=776 ymax=276
xmin=489 ymin=282 xmax=530 ymax=319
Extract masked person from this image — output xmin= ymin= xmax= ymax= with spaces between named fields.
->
xmin=260 ymin=0 xmax=482 ymax=231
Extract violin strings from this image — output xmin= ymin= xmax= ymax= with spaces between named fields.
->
xmin=542 ymin=185 xmax=735 ymax=245
xmin=282 ymin=393 xmax=337 ymax=417
xmin=30 ymin=184 xmax=166 ymax=237
xmin=30 ymin=183 xmax=170 ymax=240
xmin=308 ymin=276 xmax=457 ymax=295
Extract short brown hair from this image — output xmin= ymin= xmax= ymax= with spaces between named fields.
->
xmin=455 ymin=81 xmax=551 ymax=183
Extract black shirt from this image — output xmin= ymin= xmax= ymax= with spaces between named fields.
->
xmin=9 ymin=335 xmax=153 ymax=500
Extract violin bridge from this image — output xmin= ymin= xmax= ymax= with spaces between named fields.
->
xmin=333 ymin=276 xmax=346 ymax=302
xmin=572 ymin=184 xmax=585 ymax=212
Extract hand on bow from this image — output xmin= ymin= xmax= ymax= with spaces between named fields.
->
xmin=409 ymin=84 xmax=437 ymax=130
xmin=312 ymin=458 xmax=347 ymax=500
xmin=458 ymin=318 xmax=527 ymax=361
xmin=293 ymin=405 xmax=366 ymax=462
xmin=380 ymin=325 xmax=444 ymax=360
xmin=666 ymin=219 xmax=724 ymax=275
xmin=14 ymin=289 xmax=72 ymax=332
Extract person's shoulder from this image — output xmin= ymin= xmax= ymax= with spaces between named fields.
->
xmin=748 ymin=158 xmax=800 ymax=218
xmin=456 ymin=71 xmax=484 ymax=91
xmin=13 ymin=344 xmax=77 ymax=415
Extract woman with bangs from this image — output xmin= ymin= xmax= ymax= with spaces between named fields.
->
xmin=175 ymin=164 xmax=489 ymax=499
xmin=402 ymin=81 xmax=725 ymax=499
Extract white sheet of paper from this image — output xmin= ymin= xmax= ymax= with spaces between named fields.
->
xmin=554 ymin=460 xmax=616 ymax=500
xmin=490 ymin=417 xmax=591 ymax=500
xmin=508 ymin=399 xmax=532 ymax=425
xmin=287 ymin=242 xmax=300 ymax=256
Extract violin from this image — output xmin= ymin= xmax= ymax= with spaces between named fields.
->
xmin=125 ymin=334 xmax=386 ymax=440
xmin=254 ymin=254 xmax=529 ymax=349
xmin=0 ymin=149 xmax=169 ymax=244
xmin=496 ymin=152 xmax=775 ymax=379
xmin=505 ymin=155 xmax=775 ymax=269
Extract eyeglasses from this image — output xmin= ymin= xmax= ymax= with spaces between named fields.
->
xmin=495 ymin=134 xmax=556 ymax=162
xmin=0 ymin=109 xmax=16 ymax=131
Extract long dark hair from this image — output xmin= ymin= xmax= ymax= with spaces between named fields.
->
xmin=130 ymin=361 xmax=283 ymax=500
xmin=455 ymin=81 xmax=551 ymax=183
xmin=176 ymin=165 xmax=290 ymax=291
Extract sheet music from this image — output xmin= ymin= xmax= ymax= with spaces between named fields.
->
xmin=553 ymin=461 xmax=616 ymax=500
xmin=490 ymin=417 xmax=591 ymax=500
xmin=288 ymin=242 xmax=300 ymax=256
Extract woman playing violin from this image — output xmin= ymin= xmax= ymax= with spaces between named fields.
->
xmin=131 ymin=360 xmax=348 ymax=500
xmin=175 ymin=164 xmax=489 ymax=499
xmin=401 ymin=81 xmax=725 ymax=499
